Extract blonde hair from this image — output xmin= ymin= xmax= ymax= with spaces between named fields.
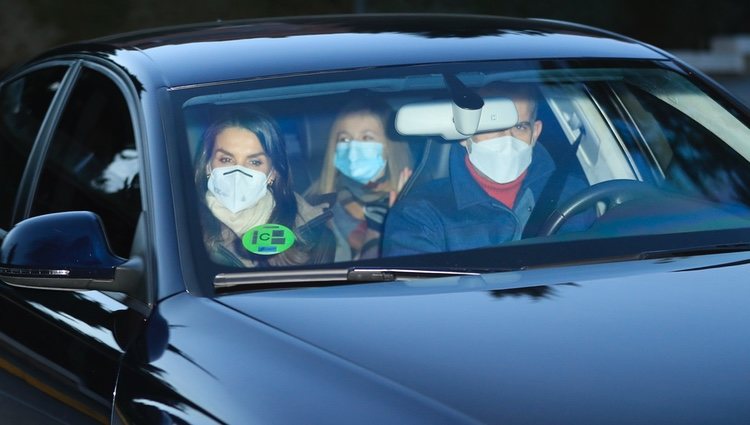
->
xmin=316 ymin=98 xmax=413 ymax=194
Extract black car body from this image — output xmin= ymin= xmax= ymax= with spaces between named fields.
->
xmin=2 ymin=14 xmax=750 ymax=424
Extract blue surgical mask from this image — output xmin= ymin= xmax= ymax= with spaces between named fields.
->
xmin=334 ymin=140 xmax=386 ymax=184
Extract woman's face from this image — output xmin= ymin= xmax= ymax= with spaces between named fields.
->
xmin=208 ymin=126 xmax=273 ymax=176
xmin=332 ymin=112 xmax=387 ymax=147
xmin=331 ymin=111 xmax=389 ymax=185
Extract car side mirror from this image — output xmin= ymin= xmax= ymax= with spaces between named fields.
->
xmin=0 ymin=211 xmax=141 ymax=294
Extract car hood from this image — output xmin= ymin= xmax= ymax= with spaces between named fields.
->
xmin=218 ymin=252 xmax=750 ymax=424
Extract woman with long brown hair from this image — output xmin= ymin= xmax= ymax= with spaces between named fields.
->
xmin=196 ymin=109 xmax=334 ymax=267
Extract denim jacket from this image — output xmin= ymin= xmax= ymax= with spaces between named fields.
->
xmin=383 ymin=143 xmax=593 ymax=256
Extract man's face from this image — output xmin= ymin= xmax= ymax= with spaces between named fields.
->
xmin=464 ymin=97 xmax=542 ymax=147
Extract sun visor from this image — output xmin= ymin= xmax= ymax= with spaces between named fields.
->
xmin=395 ymin=98 xmax=519 ymax=140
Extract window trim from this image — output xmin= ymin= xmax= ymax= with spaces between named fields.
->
xmin=5 ymin=60 xmax=79 ymax=226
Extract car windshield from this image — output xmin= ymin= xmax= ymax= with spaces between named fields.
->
xmin=168 ymin=59 xmax=750 ymax=285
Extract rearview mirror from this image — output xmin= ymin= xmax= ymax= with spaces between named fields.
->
xmin=395 ymin=97 xmax=519 ymax=140
xmin=0 ymin=211 xmax=140 ymax=293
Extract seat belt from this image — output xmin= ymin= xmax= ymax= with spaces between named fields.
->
xmin=522 ymin=167 xmax=569 ymax=238
xmin=522 ymin=132 xmax=583 ymax=238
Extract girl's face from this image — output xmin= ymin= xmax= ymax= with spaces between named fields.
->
xmin=332 ymin=112 xmax=386 ymax=147
xmin=208 ymin=126 xmax=273 ymax=177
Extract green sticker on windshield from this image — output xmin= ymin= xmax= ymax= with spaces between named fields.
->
xmin=242 ymin=224 xmax=296 ymax=255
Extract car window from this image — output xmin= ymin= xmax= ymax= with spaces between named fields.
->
xmin=30 ymin=67 xmax=141 ymax=258
xmin=615 ymin=79 xmax=750 ymax=204
xmin=169 ymin=61 xmax=750 ymax=277
xmin=0 ymin=66 xmax=67 ymax=232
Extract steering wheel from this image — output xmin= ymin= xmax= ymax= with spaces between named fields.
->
xmin=540 ymin=179 xmax=660 ymax=236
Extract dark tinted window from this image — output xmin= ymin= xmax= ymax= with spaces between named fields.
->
xmin=0 ymin=66 xmax=67 ymax=230
xmin=31 ymin=68 xmax=140 ymax=257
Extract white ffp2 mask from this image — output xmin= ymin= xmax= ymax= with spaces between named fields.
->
xmin=467 ymin=136 xmax=532 ymax=184
xmin=207 ymin=165 xmax=269 ymax=213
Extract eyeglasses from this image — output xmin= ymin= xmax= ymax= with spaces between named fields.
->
xmin=471 ymin=120 xmax=534 ymax=142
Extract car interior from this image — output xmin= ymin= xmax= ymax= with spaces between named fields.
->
xmin=179 ymin=66 xmax=750 ymax=267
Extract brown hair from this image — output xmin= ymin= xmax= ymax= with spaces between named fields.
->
xmin=195 ymin=108 xmax=297 ymax=227
xmin=479 ymin=82 xmax=539 ymax=121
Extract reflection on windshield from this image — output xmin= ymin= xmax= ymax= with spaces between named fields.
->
xmin=91 ymin=148 xmax=139 ymax=193
xmin=174 ymin=62 xmax=750 ymax=275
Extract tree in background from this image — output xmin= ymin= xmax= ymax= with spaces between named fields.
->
xmin=0 ymin=1 xmax=60 ymax=70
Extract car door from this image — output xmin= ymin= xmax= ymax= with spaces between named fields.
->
xmin=0 ymin=61 xmax=150 ymax=424
xmin=0 ymin=64 xmax=67 ymax=233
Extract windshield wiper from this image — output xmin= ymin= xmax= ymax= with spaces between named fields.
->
xmin=214 ymin=267 xmax=483 ymax=291
xmin=346 ymin=267 xmax=481 ymax=282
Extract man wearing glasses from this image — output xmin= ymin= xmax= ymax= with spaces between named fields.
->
xmin=383 ymin=83 xmax=594 ymax=256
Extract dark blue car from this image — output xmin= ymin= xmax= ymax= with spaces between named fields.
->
xmin=2 ymin=14 xmax=750 ymax=424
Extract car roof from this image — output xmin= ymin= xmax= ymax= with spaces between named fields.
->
xmin=39 ymin=14 xmax=668 ymax=89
